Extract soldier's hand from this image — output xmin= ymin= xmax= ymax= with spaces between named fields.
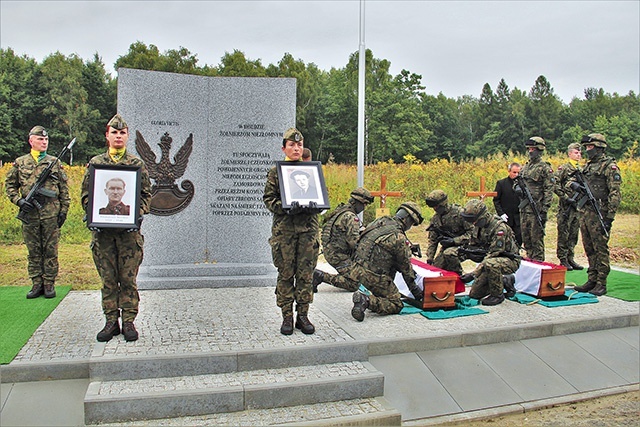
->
xmin=603 ymin=219 xmax=613 ymax=234
xmin=287 ymin=201 xmax=302 ymax=215
xmin=426 ymin=258 xmax=434 ymax=265
xmin=440 ymin=238 xmax=455 ymax=248
xmin=57 ymin=212 xmax=67 ymax=228
xmin=18 ymin=198 xmax=35 ymax=213
xmin=460 ymin=273 xmax=475 ymax=283
xmin=304 ymin=201 xmax=322 ymax=215
xmin=500 ymin=213 xmax=509 ymax=222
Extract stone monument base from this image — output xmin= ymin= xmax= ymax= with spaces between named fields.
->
xmin=137 ymin=263 xmax=278 ymax=290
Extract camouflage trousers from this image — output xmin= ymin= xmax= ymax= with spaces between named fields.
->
xmin=348 ymin=264 xmax=403 ymax=315
xmin=580 ymin=209 xmax=611 ymax=286
xmin=469 ymin=257 xmax=520 ymax=299
xmin=22 ymin=217 xmax=60 ymax=283
xmin=270 ymin=231 xmax=319 ymax=317
xmin=323 ymin=261 xmax=360 ymax=292
xmin=556 ymin=206 xmax=580 ymax=261
xmin=521 ymin=211 xmax=546 ymax=261
xmin=433 ymin=246 xmax=463 ymax=275
xmin=91 ymin=230 xmax=144 ymax=322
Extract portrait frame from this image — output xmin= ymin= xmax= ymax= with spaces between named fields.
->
xmin=86 ymin=164 xmax=141 ymax=229
xmin=277 ymin=161 xmax=330 ymax=209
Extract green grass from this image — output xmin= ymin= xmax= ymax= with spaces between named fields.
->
xmin=566 ymin=269 xmax=640 ymax=302
xmin=0 ymin=285 xmax=71 ymax=364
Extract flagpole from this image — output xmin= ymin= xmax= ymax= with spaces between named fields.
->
xmin=357 ymin=0 xmax=365 ymax=187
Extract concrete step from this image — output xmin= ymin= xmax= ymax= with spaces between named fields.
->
xmin=84 ymin=361 xmax=385 ymax=424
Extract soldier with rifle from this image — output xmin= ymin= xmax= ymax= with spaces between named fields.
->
xmin=571 ymin=134 xmax=622 ymax=296
xmin=514 ymin=136 xmax=554 ymax=261
xmin=5 ymin=126 xmax=71 ymax=299
xmin=423 ymin=189 xmax=473 ymax=276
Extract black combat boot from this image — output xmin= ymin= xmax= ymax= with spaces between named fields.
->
xmin=312 ymin=269 xmax=324 ymax=293
xmin=568 ymin=258 xmax=584 ymax=270
xmin=351 ymin=291 xmax=370 ymax=322
xmin=43 ymin=281 xmax=56 ymax=298
xmin=502 ymin=274 xmax=516 ymax=298
xmin=122 ymin=322 xmax=139 ymax=341
xmin=96 ymin=320 xmax=120 ymax=342
xmin=590 ymin=284 xmax=607 ymax=296
xmin=280 ymin=315 xmax=294 ymax=335
xmin=559 ymin=259 xmax=573 ymax=271
xmin=574 ymin=281 xmax=596 ymax=293
xmin=26 ymin=283 xmax=44 ymax=299
xmin=482 ymin=294 xmax=505 ymax=306
xmin=295 ymin=314 xmax=315 ymax=334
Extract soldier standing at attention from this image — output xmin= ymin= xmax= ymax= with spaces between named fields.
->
xmin=493 ymin=162 xmax=522 ymax=248
xmin=573 ymin=134 xmax=622 ymax=296
xmin=81 ymin=114 xmax=152 ymax=342
xmin=263 ymin=128 xmax=321 ymax=335
xmin=5 ymin=126 xmax=70 ymax=299
xmin=515 ymin=137 xmax=554 ymax=261
xmin=554 ymin=143 xmax=584 ymax=271
xmin=424 ymin=189 xmax=473 ymax=276
xmin=312 ymin=187 xmax=374 ymax=292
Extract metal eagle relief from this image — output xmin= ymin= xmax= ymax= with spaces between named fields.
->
xmin=135 ymin=131 xmax=194 ymax=216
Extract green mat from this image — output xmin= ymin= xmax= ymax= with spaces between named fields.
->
xmin=566 ymin=268 xmax=640 ymax=302
xmin=400 ymin=296 xmax=488 ymax=319
xmin=0 ymin=285 xmax=71 ymax=364
xmin=509 ymin=289 xmax=599 ymax=307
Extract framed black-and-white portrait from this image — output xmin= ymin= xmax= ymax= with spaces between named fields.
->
xmin=277 ymin=161 xmax=330 ymax=209
xmin=86 ymin=164 xmax=141 ymax=229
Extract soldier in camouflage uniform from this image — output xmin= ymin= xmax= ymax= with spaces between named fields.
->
xmin=263 ymin=128 xmax=321 ymax=336
xmin=312 ymin=187 xmax=374 ymax=292
xmin=342 ymin=202 xmax=424 ymax=322
xmin=514 ymin=136 xmax=554 ymax=261
xmin=5 ymin=126 xmax=70 ymax=299
xmin=460 ymin=199 xmax=521 ymax=306
xmin=424 ymin=190 xmax=473 ymax=276
xmin=81 ymin=114 xmax=152 ymax=342
xmin=572 ymin=134 xmax=622 ymax=296
xmin=554 ymin=143 xmax=584 ymax=271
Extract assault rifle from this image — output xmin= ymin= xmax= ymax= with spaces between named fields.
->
xmin=458 ymin=246 xmax=521 ymax=263
xmin=16 ymin=138 xmax=76 ymax=224
xmin=568 ymin=170 xmax=609 ymax=238
xmin=514 ymin=177 xmax=544 ymax=230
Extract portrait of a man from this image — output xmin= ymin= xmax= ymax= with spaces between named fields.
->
xmin=99 ymin=177 xmax=131 ymax=215
xmin=290 ymin=169 xmax=318 ymax=199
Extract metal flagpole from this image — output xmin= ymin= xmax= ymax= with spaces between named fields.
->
xmin=357 ymin=0 xmax=365 ymax=187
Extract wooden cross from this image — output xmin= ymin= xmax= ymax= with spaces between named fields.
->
xmin=370 ymin=175 xmax=404 ymax=217
xmin=466 ymin=177 xmax=497 ymax=200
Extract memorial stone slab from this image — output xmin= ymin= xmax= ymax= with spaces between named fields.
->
xmin=117 ymin=68 xmax=296 ymax=289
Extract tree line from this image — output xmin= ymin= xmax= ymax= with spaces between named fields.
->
xmin=1 ymin=42 xmax=639 ymax=165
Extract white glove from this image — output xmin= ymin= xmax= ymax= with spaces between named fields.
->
xmin=500 ymin=213 xmax=509 ymax=222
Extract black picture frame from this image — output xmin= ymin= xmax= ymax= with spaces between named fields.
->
xmin=86 ymin=164 xmax=141 ymax=229
xmin=276 ymin=161 xmax=330 ymax=209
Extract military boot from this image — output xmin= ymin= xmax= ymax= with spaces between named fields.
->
xmin=482 ymin=294 xmax=505 ymax=306
xmin=122 ymin=322 xmax=139 ymax=341
xmin=295 ymin=314 xmax=315 ymax=334
xmin=590 ymin=284 xmax=607 ymax=296
xmin=568 ymin=258 xmax=584 ymax=270
xmin=43 ymin=280 xmax=56 ymax=298
xmin=280 ymin=314 xmax=294 ymax=335
xmin=559 ymin=259 xmax=573 ymax=271
xmin=26 ymin=282 xmax=44 ymax=299
xmin=312 ymin=269 xmax=324 ymax=293
xmin=502 ymin=274 xmax=516 ymax=298
xmin=351 ymin=291 xmax=370 ymax=322
xmin=574 ymin=281 xmax=596 ymax=293
xmin=96 ymin=320 xmax=120 ymax=342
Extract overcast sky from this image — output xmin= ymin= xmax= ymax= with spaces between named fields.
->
xmin=1 ymin=0 xmax=638 ymax=103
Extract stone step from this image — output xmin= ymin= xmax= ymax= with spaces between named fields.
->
xmin=84 ymin=361 xmax=385 ymax=424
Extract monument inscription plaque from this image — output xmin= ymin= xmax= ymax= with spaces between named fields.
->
xmin=117 ymin=68 xmax=296 ymax=289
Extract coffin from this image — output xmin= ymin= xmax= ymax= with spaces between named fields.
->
xmin=515 ymin=259 xmax=566 ymax=298
xmin=394 ymin=258 xmax=465 ymax=310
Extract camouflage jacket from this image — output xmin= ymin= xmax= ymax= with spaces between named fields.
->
xmin=425 ymin=203 xmax=473 ymax=260
xmin=321 ymin=202 xmax=362 ymax=266
xmin=80 ymin=151 xmax=152 ymax=216
xmin=353 ymin=216 xmax=415 ymax=285
xmin=5 ymin=153 xmax=70 ymax=221
xmin=517 ymin=156 xmax=554 ymax=214
xmin=263 ymin=166 xmax=319 ymax=236
xmin=553 ymin=161 xmax=579 ymax=208
xmin=579 ymin=153 xmax=622 ymax=220
xmin=469 ymin=216 xmax=519 ymax=259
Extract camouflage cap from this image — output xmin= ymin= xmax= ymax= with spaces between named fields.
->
xmin=581 ymin=133 xmax=607 ymax=148
xmin=425 ymin=189 xmax=448 ymax=207
xmin=283 ymin=127 xmax=303 ymax=142
xmin=350 ymin=187 xmax=374 ymax=204
xmin=525 ymin=136 xmax=546 ymax=150
xmin=567 ymin=142 xmax=582 ymax=151
xmin=29 ymin=125 xmax=48 ymax=137
xmin=397 ymin=201 xmax=424 ymax=225
xmin=107 ymin=114 xmax=128 ymax=130
xmin=461 ymin=199 xmax=488 ymax=222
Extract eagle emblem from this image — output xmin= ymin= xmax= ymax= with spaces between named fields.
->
xmin=135 ymin=131 xmax=195 ymax=216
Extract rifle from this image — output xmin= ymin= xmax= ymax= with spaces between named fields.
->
xmin=569 ymin=170 xmax=609 ymax=238
xmin=426 ymin=225 xmax=456 ymax=241
xmin=16 ymin=138 xmax=76 ymax=224
xmin=458 ymin=246 xmax=521 ymax=262
xmin=514 ymin=176 xmax=544 ymax=230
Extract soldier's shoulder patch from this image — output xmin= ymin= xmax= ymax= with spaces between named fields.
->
xmin=611 ymin=164 xmax=619 ymax=171
xmin=12 ymin=162 xmax=17 ymax=167
xmin=557 ymin=165 xmax=564 ymax=170
xmin=404 ymin=239 xmax=411 ymax=246
xmin=497 ymin=230 xmax=504 ymax=236
xmin=354 ymin=217 xmax=360 ymax=223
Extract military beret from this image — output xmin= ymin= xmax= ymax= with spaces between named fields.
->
xmin=29 ymin=125 xmax=47 ymax=136
xmin=107 ymin=114 xmax=128 ymax=130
